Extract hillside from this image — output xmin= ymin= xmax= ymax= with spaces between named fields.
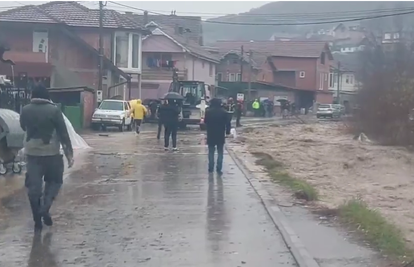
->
xmin=203 ymin=1 xmax=414 ymax=45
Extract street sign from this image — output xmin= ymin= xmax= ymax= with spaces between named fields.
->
xmin=237 ymin=93 xmax=244 ymax=101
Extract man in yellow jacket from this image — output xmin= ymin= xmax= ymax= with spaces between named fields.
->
xmin=131 ymin=99 xmax=147 ymax=134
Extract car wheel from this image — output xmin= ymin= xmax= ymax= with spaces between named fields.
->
xmin=199 ymin=124 xmax=206 ymax=131
xmin=317 ymin=115 xmax=320 ymax=119
xmin=12 ymin=163 xmax=22 ymax=174
xmin=119 ymin=119 xmax=125 ymax=132
xmin=0 ymin=164 xmax=7 ymax=175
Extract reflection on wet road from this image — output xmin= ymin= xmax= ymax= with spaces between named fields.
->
xmin=0 ymin=130 xmax=296 ymax=266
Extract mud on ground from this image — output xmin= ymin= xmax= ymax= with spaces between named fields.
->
xmin=236 ymin=121 xmax=414 ymax=247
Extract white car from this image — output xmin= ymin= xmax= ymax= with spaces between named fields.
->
xmin=91 ymin=99 xmax=133 ymax=132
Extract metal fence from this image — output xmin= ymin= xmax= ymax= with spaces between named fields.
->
xmin=0 ymin=85 xmax=31 ymax=113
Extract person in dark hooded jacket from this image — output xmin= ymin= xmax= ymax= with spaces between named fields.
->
xmin=20 ymin=85 xmax=74 ymax=232
xmin=204 ymin=98 xmax=231 ymax=174
xmin=158 ymin=99 xmax=180 ymax=151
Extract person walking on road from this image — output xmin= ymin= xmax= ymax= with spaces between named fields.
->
xmin=204 ymin=98 xmax=231 ymax=174
xmin=131 ymin=99 xmax=147 ymax=134
xmin=156 ymin=100 xmax=166 ymax=140
xmin=20 ymin=85 xmax=74 ymax=233
xmin=158 ymin=100 xmax=180 ymax=151
xmin=235 ymin=100 xmax=243 ymax=127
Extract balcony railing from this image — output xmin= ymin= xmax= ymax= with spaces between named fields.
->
xmin=142 ymin=69 xmax=187 ymax=81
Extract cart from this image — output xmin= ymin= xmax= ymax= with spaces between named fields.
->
xmin=0 ymin=108 xmax=25 ymax=175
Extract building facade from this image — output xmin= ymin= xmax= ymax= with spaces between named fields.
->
xmin=139 ymin=21 xmax=219 ymax=99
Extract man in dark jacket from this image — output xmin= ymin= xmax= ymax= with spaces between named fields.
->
xmin=156 ymin=100 xmax=164 ymax=140
xmin=20 ymin=85 xmax=74 ymax=232
xmin=158 ymin=100 xmax=180 ymax=151
xmin=204 ymin=98 xmax=231 ymax=174
xmin=235 ymin=100 xmax=243 ymax=127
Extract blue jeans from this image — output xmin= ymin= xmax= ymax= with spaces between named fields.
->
xmin=208 ymin=144 xmax=224 ymax=172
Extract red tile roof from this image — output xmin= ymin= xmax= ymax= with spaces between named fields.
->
xmin=214 ymin=40 xmax=330 ymax=58
xmin=212 ymin=40 xmax=332 ymax=68
xmin=0 ymin=1 xmax=145 ymax=30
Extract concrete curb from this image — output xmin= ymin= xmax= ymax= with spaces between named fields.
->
xmin=227 ymin=147 xmax=320 ymax=267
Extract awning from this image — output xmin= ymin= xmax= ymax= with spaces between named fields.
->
xmin=0 ymin=62 xmax=53 ymax=77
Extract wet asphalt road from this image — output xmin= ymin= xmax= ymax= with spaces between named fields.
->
xmin=0 ymin=127 xmax=296 ymax=267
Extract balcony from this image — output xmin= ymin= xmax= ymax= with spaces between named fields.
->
xmin=141 ymin=69 xmax=187 ymax=81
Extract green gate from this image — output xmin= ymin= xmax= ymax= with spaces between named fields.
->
xmin=63 ymin=105 xmax=83 ymax=130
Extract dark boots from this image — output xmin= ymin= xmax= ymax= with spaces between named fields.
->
xmin=29 ymin=198 xmax=42 ymax=232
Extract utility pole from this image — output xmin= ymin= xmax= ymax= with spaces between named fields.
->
xmin=336 ymin=62 xmax=341 ymax=104
xmin=97 ymin=1 xmax=104 ymax=107
xmin=247 ymin=49 xmax=252 ymax=100
xmin=240 ymin=45 xmax=244 ymax=82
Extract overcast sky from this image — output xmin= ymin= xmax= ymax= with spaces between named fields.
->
xmin=0 ymin=1 xmax=271 ymax=18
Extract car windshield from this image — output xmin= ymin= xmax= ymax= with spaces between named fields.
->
xmin=319 ymin=105 xmax=331 ymax=109
xmin=99 ymin=101 xmax=123 ymax=111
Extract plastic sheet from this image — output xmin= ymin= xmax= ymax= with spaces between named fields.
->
xmin=230 ymin=128 xmax=237 ymax=139
xmin=62 ymin=113 xmax=90 ymax=150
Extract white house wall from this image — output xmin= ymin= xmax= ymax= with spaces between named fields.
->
xmin=185 ymin=55 xmax=216 ymax=85
xmin=329 ymin=73 xmax=359 ymax=93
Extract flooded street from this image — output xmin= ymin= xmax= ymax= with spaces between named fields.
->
xmin=0 ymin=127 xmax=296 ymax=267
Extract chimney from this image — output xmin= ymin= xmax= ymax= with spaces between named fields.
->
xmin=143 ymin=11 xmax=148 ymax=25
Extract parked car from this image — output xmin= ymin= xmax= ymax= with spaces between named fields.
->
xmin=91 ymin=99 xmax=133 ymax=131
xmin=332 ymin=104 xmax=346 ymax=115
xmin=316 ymin=104 xmax=342 ymax=119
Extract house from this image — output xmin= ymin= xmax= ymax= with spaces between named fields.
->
xmin=138 ymin=21 xmax=219 ymax=99
xmin=212 ymin=40 xmax=334 ymax=107
xmin=332 ymin=37 xmax=370 ymax=54
xmin=125 ymin=11 xmax=203 ymax=45
xmin=0 ymin=1 xmax=149 ymax=110
xmin=329 ymin=53 xmax=362 ymax=112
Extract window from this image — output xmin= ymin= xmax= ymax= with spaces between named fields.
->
xmin=217 ymin=73 xmax=222 ymax=81
xmin=299 ymin=71 xmax=305 ymax=78
xmin=132 ymin=34 xmax=140 ymax=68
xmin=384 ymin=33 xmax=392 ymax=40
xmin=236 ymin=73 xmax=241 ymax=81
xmin=115 ymin=32 xmax=141 ymax=69
xmin=321 ymin=52 xmax=325 ymax=64
xmin=329 ymin=73 xmax=334 ymax=88
xmin=115 ymin=32 xmax=129 ymax=68
xmin=99 ymin=100 xmax=123 ymax=111
xmin=209 ymin=63 xmax=213 ymax=77
xmin=180 ymin=83 xmax=204 ymax=104
xmin=123 ymin=102 xmax=129 ymax=111
xmin=229 ymin=73 xmax=235 ymax=82
xmin=345 ymin=75 xmax=350 ymax=84
xmin=33 ymin=30 xmax=48 ymax=54
xmin=202 ymin=61 xmax=205 ymax=68
xmin=349 ymin=75 xmax=354 ymax=84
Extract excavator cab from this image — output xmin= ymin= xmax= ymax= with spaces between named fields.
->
xmin=168 ymin=80 xmax=210 ymax=129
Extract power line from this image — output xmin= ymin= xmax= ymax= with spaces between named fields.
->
xmin=108 ymin=2 xmax=414 ymax=26
xmin=103 ymin=3 xmax=414 ymax=18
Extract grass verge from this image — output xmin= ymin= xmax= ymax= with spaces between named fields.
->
xmin=251 ymin=152 xmax=318 ymax=201
xmin=339 ymin=199 xmax=413 ymax=261
xmin=251 ymin=152 xmax=413 ymax=262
